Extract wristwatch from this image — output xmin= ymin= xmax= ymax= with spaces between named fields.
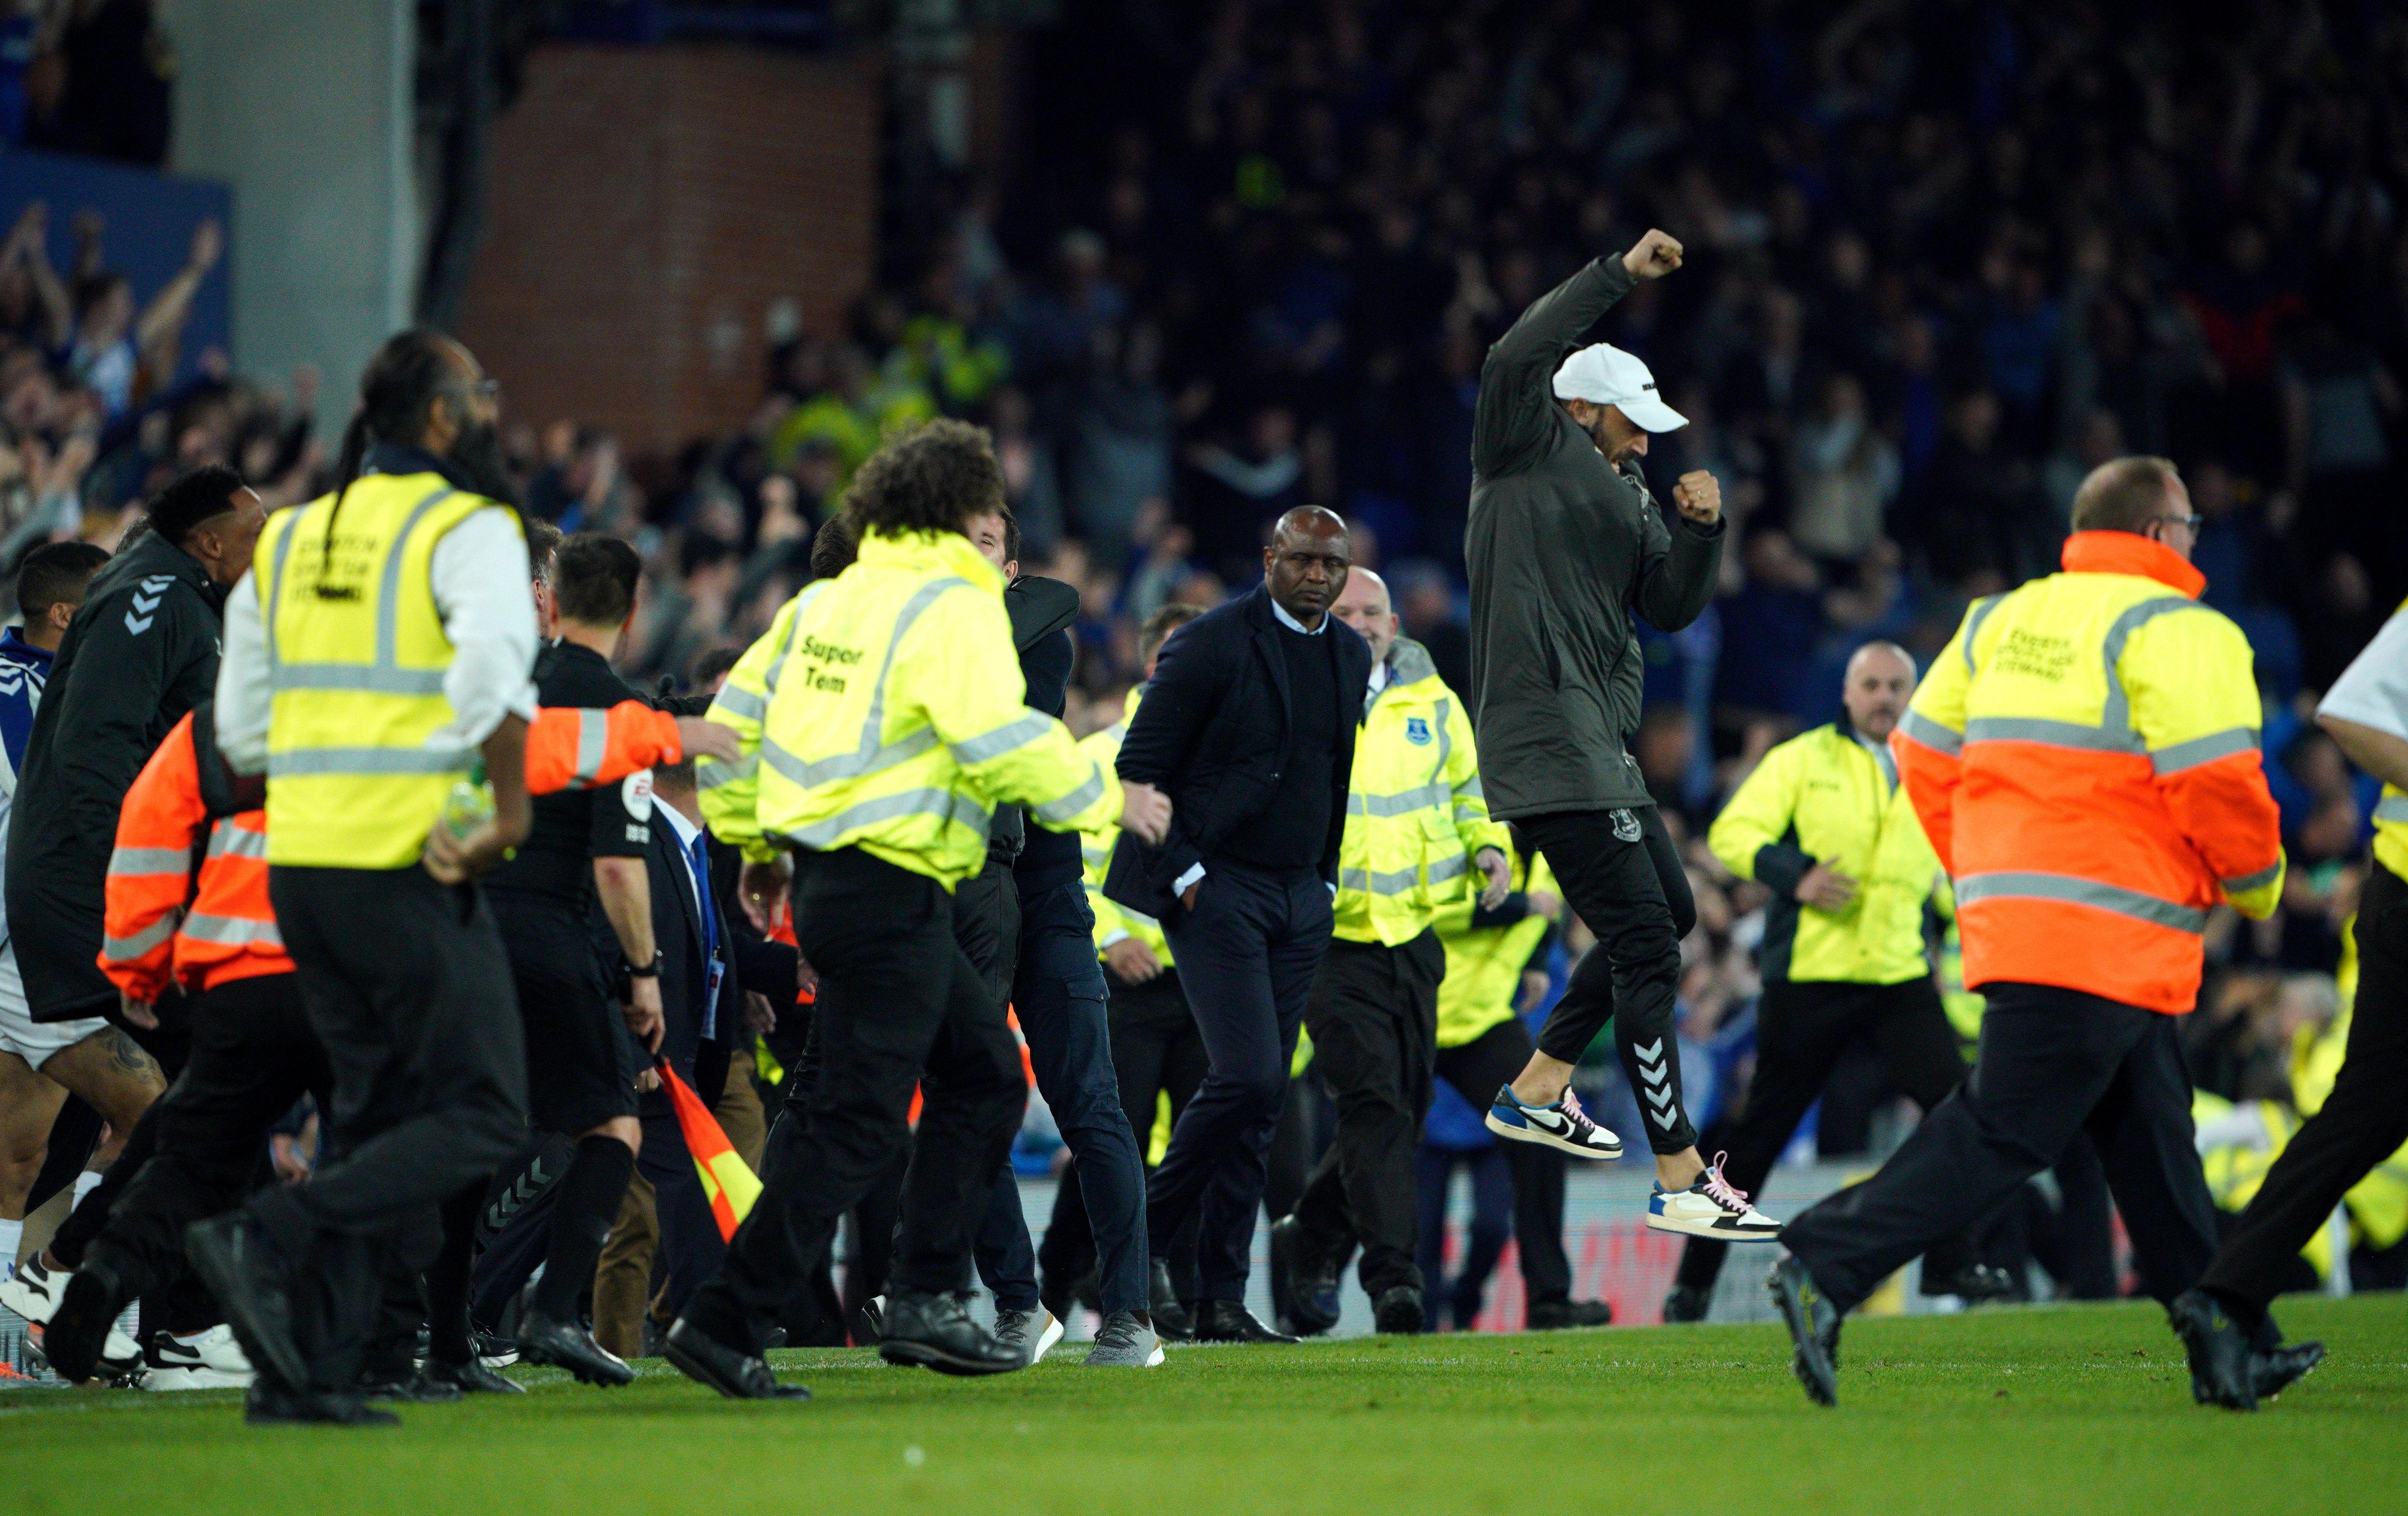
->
xmin=625 ymin=952 xmax=663 ymax=979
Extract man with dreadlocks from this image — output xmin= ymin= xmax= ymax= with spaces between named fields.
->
xmin=189 ymin=330 xmax=541 ymax=1426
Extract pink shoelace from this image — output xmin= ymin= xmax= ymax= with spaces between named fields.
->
xmin=1699 ymin=1152 xmax=1753 ymax=1213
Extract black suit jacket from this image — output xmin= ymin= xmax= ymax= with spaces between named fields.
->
xmin=638 ymin=810 xmax=798 ymax=1113
xmin=1107 ymin=582 xmax=1372 ymax=919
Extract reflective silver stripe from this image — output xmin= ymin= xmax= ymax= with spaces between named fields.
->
xmin=778 ymin=787 xmax=989 ymax=850
xmin=267 ymin=484 xmax=456 ymax=695
xmin=205 ymin=824 xmax=268 ymax=860
xmin=1433 ymin=695 xmax=1453 ymax=782
xmin=102 ymin=914 xmax=180 ymax=960
xmin=2150 ymin=727 xmax=2258 ymax=775
xmin=107 ymin=846 xmax=189 ymax=876
xmin=1896 ymin=708 xmax=1963 ymax=756
xmin=697 ymin=753 xmax=758 ymax=791
xmin=180 ymin=912 xmax=283 ymax=948
xmin=573 ymin=708 xmax=609 ymax=786
xmin=1348 ymin=782 xmax=1448 ymax=818
xmin=1953 ymin=870 xmax=2208 ymax=933
xmin=1338 ymin=849 xmax=1468 ymax=897
xmin=1103 ymin=722 xmax=1129 ymax=744
xmin=1427 ymin=849 xmax=1470 ymax=884
xmin=2377 ymin=794 xmax=2408 ymax=825
xmin=1033 ymin=767 xmax=1106 ymax=826
xmin=268 ymin=746 xmax=473 ymax=777
xmin=1452 ymin=776 xmax=1484 ymax=800
xmin=1961 ymin=595 xmax=2002 ymax=672
xmin=712 ymin=685 xmax=768 ymax=723
xmin=1963 ymin=716 xmax=2138 ymax=753
xmin=262 ymin=508 xmax=299 ymax=670
xmin=2221 ymin=862 xmax=2283 ymax=895
xmin=950 ymin=712 xmax=1052 ymax=766
xmin=762 ymin=580 xmax=831 ymax=694
xmin=760 ymin=727 xmax=938 ymax=789
xmin=268 ymin=664 xmax=448 ymax=695
xmin=2100 ymin=596 xmax=2212 ymax=734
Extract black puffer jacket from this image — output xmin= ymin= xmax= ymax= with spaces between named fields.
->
xmin=7 ymin=527 xmax=228 ymax=1020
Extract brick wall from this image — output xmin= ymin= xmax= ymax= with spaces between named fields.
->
xmin=455 ymin=43 xmax=880 ymax=460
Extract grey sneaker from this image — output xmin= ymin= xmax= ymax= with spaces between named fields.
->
xmin=1083 ymin=1310 xmax=1164 ymax=1367
xmin=990 ymin=1304 xmax=1063 ymax=1365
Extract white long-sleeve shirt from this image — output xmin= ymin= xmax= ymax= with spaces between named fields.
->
xmin=2319 ymin=604 xmax=2408 ymax=744
xmin=216 ymin=505 xmax=539 ymax=775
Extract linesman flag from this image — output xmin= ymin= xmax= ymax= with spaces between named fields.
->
xmin=657 ymin=1058 xmax=761 ymax=1242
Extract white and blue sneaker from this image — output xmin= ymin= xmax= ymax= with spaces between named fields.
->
xmin=1647 ymin=1154 xmax=1781 ymax=1241
xmin=1485 ymin=1086 xmax=1623 ymax=1159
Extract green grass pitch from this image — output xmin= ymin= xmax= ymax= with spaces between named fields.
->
xmin=7 ymin=1294 xmax=2403 ymax=1516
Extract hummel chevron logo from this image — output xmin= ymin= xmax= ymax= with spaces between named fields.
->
xmin=1635 ymin=1038 xmax=1677 ymax=1130
xmin=125 ymin=576 xmax=174 ymax=636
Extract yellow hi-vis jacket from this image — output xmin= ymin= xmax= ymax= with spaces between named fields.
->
xmin=1080 ymin=686 xmax=1171 ymax=967
xmin=697 ymin=529 xmax=1119 ymax=887
xmin=1433 ymin=845 xmax=1556 ymax=1049
xmin=1333 ymin=639 xmax=1510 ymax=947
xmin=255 ymin=472 xmax=498 ymax=868
xmin=1709 ymin=721 xmax=1943 ymax=985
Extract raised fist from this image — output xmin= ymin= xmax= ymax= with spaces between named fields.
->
xmin=1622 ymin=229 xmax=1684 ymax=280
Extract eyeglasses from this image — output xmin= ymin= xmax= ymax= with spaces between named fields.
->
xmin=2154 ymin=512 xmax=2203 ymax=534
xmin=473 ymin=379 xmax=502 ymax=399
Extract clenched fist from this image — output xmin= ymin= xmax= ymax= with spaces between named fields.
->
xmin=1622 ymin=229 xmax=1684 ymax=280
xmin=1671 ymin=470 xmax=1722 ymax=525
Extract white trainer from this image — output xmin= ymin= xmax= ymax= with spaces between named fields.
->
xmin=0 ymin=1253 xmax=64 ymax=1323
xmin=1484 ymin=1085 xmax=1623 ymax=1159
xmin=1646 ymin=1154 xmax=1782 ymax=1241
xmin=141 ymin=1325 xmax=254 ymax=1390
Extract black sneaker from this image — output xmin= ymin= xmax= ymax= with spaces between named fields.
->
xmin=1192 ymin=1300 xmax=1300 ymax=1344
xmin=361 ymin=1371 xmax=462 ymax=1403
xmin=1767 ymin=1255 xmax=1842 ymax=1407
xmin=1928 ymin=1262 xmax=2024 ymax=1304
xmin=663 ymin=1318 xmax=810 ymax=1400
xmin=42 ymin=1262 xmax=124 ymax=1384
xmin=877 ymin=1290 xmax=1024 ymax=1377
xmin=1371 ymin=1285 xmax=1424 ymax=1335
xmin=1528 ymin=1297 xmax=1613 ymax=1330
xmin=2170 ymin=1290 xmax=2257 ymax=1410
xmin=419 ymin=1356 xmax=524 ymax=1394
xmin=2252 ymin=1339 xmax=2326 ymax=1403
xmin=853 ymin=1294 xmax=886 ymax=1346
xmin=184 ymin=1213 xmax=309 ymax=1394
xmin=1269 ymin=1216 xmax=1341 ymax=1336
xmin=514 ymin=1309 xmax=635 ymax=1387
xmin=1660 ymin=1284 xmax=1711 ymax=1324
xmin=1147 ymin=1258 xmax=1195 ymax=1342
xmin=245 ymin=1380 xmax=400 ymax=1427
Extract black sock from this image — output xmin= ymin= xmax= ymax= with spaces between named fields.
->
xmin=529 ymin=1135 xmax=635 ymax=1322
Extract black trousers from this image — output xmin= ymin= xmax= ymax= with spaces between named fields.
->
xmin=1039 ymin=967 xmax=1208 ymax=1296
xmin=1675 ymin=977 xmax=1973 ymax=1293
xmin=1290 ymin=932 xmax=1444 ymax=1296
xmin=677 ymin=847 xmax=1024 ymax=1351
xmin=489 ymin=894 xmax=636 ymax=1136
xmin=1150 ymin=862 xmax=1331 ymax=1300
xmin=1433 ymin=1016 xmax=1571 ymax=1305
xmin=1783 ymin=981 xmax=2223 ymax=1313
xmin=86 ymin=974 xmax=331 ymax=1306
xmin=245 ymin=866 xmax=529 ymax=1391
xmin=1520 ymin=806 xmax=1698 ymax=1155
xmin=2203 ymin=860 xmax=2408 ymax=1324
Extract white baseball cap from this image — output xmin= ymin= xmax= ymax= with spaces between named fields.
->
xmin=1552 ymin=343 xmax=1688 ymax=432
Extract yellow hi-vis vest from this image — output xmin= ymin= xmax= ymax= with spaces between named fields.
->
xmin=256 ymin=473 xmax=499 ymax=868
xmin=1333 ymin=639 xmax=1509 ymax=946
xmin=1434 ymin=846 xmax=1556 ymax=1049
xmin=697 ymin=528 xmax=1119 ymax=887
xmin=1708 ymin=721 xmax=1944 ymax=984
xmin=1081 ymin=686 xmax=1171 ymax=967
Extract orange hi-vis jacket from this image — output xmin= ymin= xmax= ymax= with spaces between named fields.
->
xmin=102 ymin=699 xmax=688 ymax=1003
xmin=1891 ymin=531 xmax=2286 ymax=1015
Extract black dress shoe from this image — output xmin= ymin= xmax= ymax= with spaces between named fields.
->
xmin=1193 ymin=1299 xmax=1300 ymax=1344
xmin=246 ymin=1381 xmax=400 ymax=1427
xmin=1371 ymin=1285 xmax=1424 ymax=1335
xmin=43 ymin=1261 xmax=123 ymax=1383
xmin=1931 ymin=1263 xmax=2025 ymax=1304
xmin=1660 ymin=1284 xmax=1710 ymax=1324
xmin=2252 ymin=1339 xmax=2326 ymax=1402
xmin=1269 ymin=1216 xmax=1341 ymax=1336
xmin=419 ymin=1356 xmax=524 ymax=1394
xmin=1767 ymin=1255 xmax=1841 ymax=1406
xmin=2170 ymin=1290 xmax=2256 ymax=1410
xmin=663 ymin=1318 xmax=810 ymax=1400
xmin=515 ymin=1310 xmax=636 ymax=1387
xmin=361 ymin=1372 xmax=462 ymax=1403
xmin=185 ymin=1213 xmax=308 ymax=1393
xmin=877 ymin=1290 xmax=1024 ymax=1376
xmin=1529 ymin=1297 xmax=1614 ymax=1331
xmin=1148 ymin=1258 xmax=1195 ymax=1342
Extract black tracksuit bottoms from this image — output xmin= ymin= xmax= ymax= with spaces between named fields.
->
xmin=1289 ymin=931 xmax=1445 ymax=1296
xmin=1676 ymin=976 xmax=1974 ymax=1294
xmin=677 ymin=846 xmax=1025 ymax=1352
xmin=1519 ymin=806 xmax=1698 ymax=1155
xmin=2203 ymin=860 xmax=2408 ymax=1328
xmin=1782 ymin=981 xmax=2227 ymax=1315
xmin=246 ymin=866 xmax=529 ymax=1392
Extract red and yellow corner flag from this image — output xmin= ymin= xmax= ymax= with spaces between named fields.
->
xmin=658 ymin=1060 xmax=762 ymax=1243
